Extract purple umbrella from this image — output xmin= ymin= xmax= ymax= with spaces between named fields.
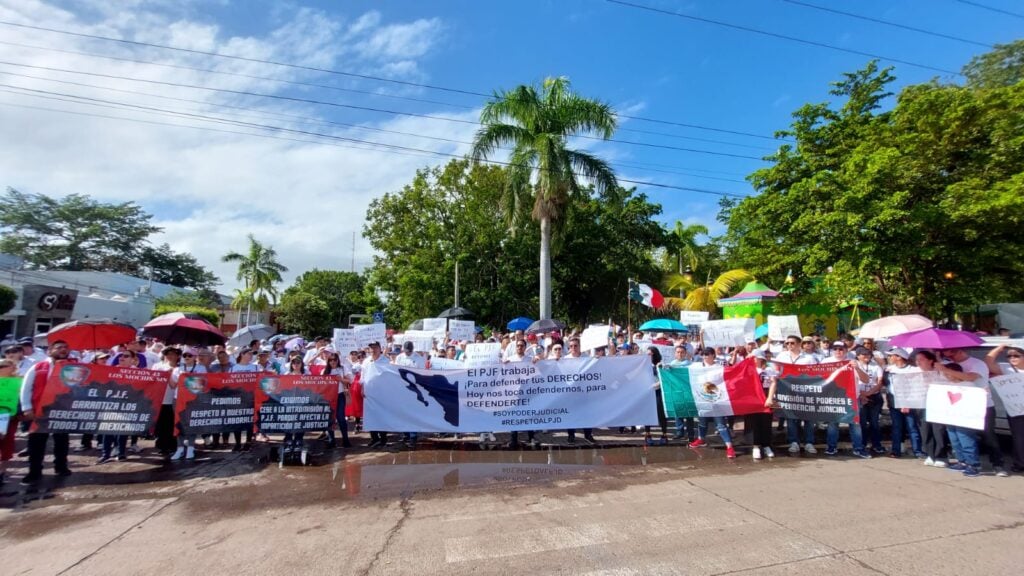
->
xmin=284 ymin=336 xmax=306 ymax=351
xmin=888 ymin=328 xmax=984 ymax=350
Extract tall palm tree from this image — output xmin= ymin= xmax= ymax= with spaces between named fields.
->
xmin=222 ymin=234 xmax=288 ymax=327
xmin=471 ymin=76 xmax=617 ymax=319
xmin=663 ymin=269 xmax=753 ymax=315
xmin=662 ymin=221 xmax=708 ymax=294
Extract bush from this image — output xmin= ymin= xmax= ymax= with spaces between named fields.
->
xmin=152 ymin=304 xmax=220 ymax=326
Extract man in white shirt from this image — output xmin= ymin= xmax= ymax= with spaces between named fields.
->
xmin=940 ymin=348 xmax=1005 ymax=476
xmin=852 ymin=347 xmax=886 ymax=455
xmin=151 ymin=347 xmax=182 ymax=456
xmin=504 ymin=339 xmax=528 ymax=363
xmin=775 ymin=335 xmax=819 ymax=454
xmin=393 ymin=341 xmax=426 ymax=369
xmin=361 ymin=342 xmax=393 ymax=449
xmin=19 ymin=338 xmax=46 ymax=364
xmin=883 ymin=347 xmax=924 ymax=459
xmin=4 ymin=345 xmax=34 ymax=375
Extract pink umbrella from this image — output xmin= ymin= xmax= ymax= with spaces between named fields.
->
xmin=857 ymin=314 xmax=933 ymax=339
xmin=142 ymin=312 xmax=226 ymax=346
xmin=888 ymin=328 xmax=984 ymax=350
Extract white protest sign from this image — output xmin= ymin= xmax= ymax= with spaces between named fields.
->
xmin=679 ymin=311 xmax=710 ymax=328
xmin=332 ymin=328 xmax=359 ymax=354
xmin=701 ymin=318 xmax=754 ymax=349
xmin=639 ymin=342 xmax=677 ymax=362
xmin=429 ymin=357 xmax=464 ymax=371
xmin=463 ymin=343 xmax=501 ymax=367
xmin=990 ymin=373 xmax=1024 ymax=418
xmin=767 ymin=315 xmax=801 ymax=341
xmin=354 ymin=323 xmax=387 ymax=347
xmin=402 ymin=330 xmax=437 ymax=352
xmin=581 ymin=325 xmax=610 ymax=352
xmin=889 ymin=369 xmax=940 ymax=409
xmin=925 ymin=384 xmax=987 ymax=430
xmin=449 ymin=319 xmax=475 ymax=342
xmin=422 ymin=318 xmax=448 ymax=342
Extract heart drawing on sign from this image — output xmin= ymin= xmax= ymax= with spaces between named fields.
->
xmin=947 ymin=390 xmax=963 ymax=405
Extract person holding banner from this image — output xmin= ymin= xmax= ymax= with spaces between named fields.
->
xmin=0 ymin=358 xmax=18 ymax=484
xmin=18 ymin=340 xmax=75 ymax=484
xmin=362 ymin=342 xmax=392 ymax=449
xmin=938 ymin=348 xmax=1005 ymax=477
xmin=688 ymin=348 xmax=737 ymax=459
xmin=323 ymin=353 xmax=352 ymax=450
xmin=563 ymin=338 xmax=595 ymax=446
xmin=916 ymin=351 xmax=951 ymax=467
xmin=985 ymin=345 xmax=1024 ymax=473
xmin=644 ymin=348 xmax=669 ymax=446
xmin=853 ymin=347 xmax=887 ymax=455
xmin=936 ymin=363 xmax=982 ymax=477
xmin=883 ymin=348 xmax=925 ymax=459
xmin=169 ymin=349 xmax=207 ymax=461
xmin=749 ymin=350 xmax=776 ymax=460
xmin=96 ymin=351 xmax=141 ymax=464
xmin=776 ymin=335 xmax=818 ymax=454
xmin=668 ymin=345 xmax=695 ymax=442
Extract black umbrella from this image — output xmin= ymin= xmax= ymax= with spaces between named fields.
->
xmin=526 ymin=318 xmax=566 ymax=334
xmin=437 ymin=306 xmax=474 ymax=319
xmin=142 ymin=312 xmax=227 ymax=346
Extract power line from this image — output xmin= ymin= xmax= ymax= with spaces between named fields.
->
xmin=0 ymin=19 xmax=783 ymax=141
xmin=781 ymin=0 xmax=993 ymax=48
xmin=0 ymin=60 xmax=768 ymax=161
xmin=0 ymin=70 xmax=750 ymax=184
xmin=0 ymin=89 xmax=750 ymax=198
xmin=0 ymin=40 xmax=775 ymax=150
xmin=605 ymin=0 xmax=961 ymax=75
xmin=954 ymin=0 xmax=1024 ymax=19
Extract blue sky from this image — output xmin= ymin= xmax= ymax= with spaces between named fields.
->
xmin=0 ymin=0 xmax=1018 ymax=289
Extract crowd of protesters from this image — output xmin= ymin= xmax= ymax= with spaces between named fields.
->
xmin=1 ymin=324 xmax=1021 ymax=486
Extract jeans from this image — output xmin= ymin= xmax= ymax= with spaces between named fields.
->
xmin=674 ymin=417 xmax=695 ymax=440
xmin=827 ymin=421 xmax=865 ymax=453
xmin=326 ymin=392 xmax=350 ymax=445
xmin=786 ymin=419 xmax=814 ymax=445
xmin=697 ymin=417 xmax=732 ymax=445
xmin=101 ymin=434 xmax=128 ymax=459
xmin=859 ymin=395 xmax=884 ymax=450
xmin=888 ymin=401 xmax=923 ymax=457
xmin=947 ymin=426 xmax=979 ymax=467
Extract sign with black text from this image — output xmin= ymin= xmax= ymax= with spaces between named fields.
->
xmin=175 ymin=372 xmax=257 ymax=435
xmin=254 ymin=374 xmax=338 ymax=433
xmin=33 ymin=364 xmax=168 ymax=435
xmin=772 ymin=362 xmax=859 ymax=424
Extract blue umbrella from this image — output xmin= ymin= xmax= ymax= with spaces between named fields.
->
xmin=754 ymin=323 xmax=769 ymax=339
xmin=506 ymin=317 xmax=534 ymax=331
xmin=638 ymin=318 xmax=687 ymax=332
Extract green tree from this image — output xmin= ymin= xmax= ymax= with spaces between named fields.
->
xmin=275 ymin=270 xmax=381 ymax=337
xmin=153 ymin=289 xmax=222 ymax=310
xmin=471 ymin=76 xmax=618 ymax=320
xmin=963 ymin=39 xmax=1024 ymax=88
xmin=152 ymin=304 xmax=220 ymax=326
xmin=222 ymin=235 xmax=288 ymax=327
xmin=141 ymin=244 xmax=220 ymax=291
xmin=663 ymin=269 xmax=753 ymax=316
xmin=723 ymin=54 xmax=1024 ymax=316
xmin=0 ymin=284 xmax=16 ymax=315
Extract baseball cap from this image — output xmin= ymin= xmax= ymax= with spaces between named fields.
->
xmin=751 ymin=349 xmax=766 ymax=359
xmin=402 ymin=341 xmax=414 ymax=352
xmin=885 ymin=346 xmax=909 ymax=360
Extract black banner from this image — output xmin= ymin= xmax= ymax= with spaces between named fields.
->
xmin=175 ymin=372 xmax=257 ymax=435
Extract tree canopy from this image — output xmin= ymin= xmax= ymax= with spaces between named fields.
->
xmin=275 ymin=270 xmax=381 ymax=337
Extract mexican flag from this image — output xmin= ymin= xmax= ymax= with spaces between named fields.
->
xmin=629 ymin=280 xmax=664 ymax=308
xmin=658 ymin=358 xmax=767 ymax=418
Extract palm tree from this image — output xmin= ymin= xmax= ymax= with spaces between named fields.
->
xmin=662 ymin=221 xmax=708 ymax=294
xmin=663 ymin=269 xmax=753 ymax=315
xmin=471 ymin=76 xmax=617 ymax=320
xmin=222 ymin=234 xmax=288 ymax=327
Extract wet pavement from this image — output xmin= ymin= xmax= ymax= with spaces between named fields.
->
xmin=2 ymin=432 xmax=1023 ymax=575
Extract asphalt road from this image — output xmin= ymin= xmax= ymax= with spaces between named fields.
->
xmin=2 ymin=434 xmax=1023 ymax=576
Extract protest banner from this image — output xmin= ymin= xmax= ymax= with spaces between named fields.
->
xmin=401 ymin=330 xmax=437 ymax=352
xmin=888 ymin=369 xmax=942 ymax=410
xmin=0 ymin=376 xmax=19 ymax=432
xmin=767 ymin=315 xmax=801 ymax=341
xmin=254 ymin=374 xmax=338 ymax=433
xmin=925 ymin=384 xmax=987 ymax=430
xmin=429 ymin=357 xmax=464 ymax=370
xmin=701 ymin=318 xmax=754 ymax=349
xmin=332 ymin=328 xmax=359 ymax=354
xmin=363 ymin=356 xmax=657 ymax=432
xmin=449 ymin=319 xmax=475 ymax=342
xmin=659 ymin=358 xmax=766 ymax=419
xmin=422 ymin=318 xmax=448 ymax=344
xmin=175 ymin=372 xmax=258 ymax=435
xmin=32 ymin=364 xmax=168 ymax=435
xmin=639 ymin=342 xmax=676 ymax=362
xmin=679 ymin=311 xmax=709 ymax=329
xmin=354 ymin=323 xmax=386 ymax=347
xmin=990 ymin=374 xmax=1024 ymax=417
xmin=772 ymin=362 xmax=859 ymax=423
xmin=580 ymin=325 xmax=609 ymax=352
xmin=463 ymin=343 xmax=501 ymax=367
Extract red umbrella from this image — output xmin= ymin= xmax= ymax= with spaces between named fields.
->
xmin=142 ymin=312 xmax=227 ymax=346
xmin=46 ymin=318 xmax=137 ymax=350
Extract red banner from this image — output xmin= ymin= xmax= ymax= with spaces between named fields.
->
xmin=34 ymin=363 xmax=169 ymax=435
xmin=254 ymin=374 xmax=338 ymax=433
xmin=175 ymin=372 xmax=258 ymax=435
xmin=774 ymin=362 xmax=860 ymax=424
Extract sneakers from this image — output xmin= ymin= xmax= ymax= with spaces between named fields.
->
xmin=185 ymin=446 xmax=195 ymax=460
xmin=752 ymin=447 xmax=762 ymax=460
xmin=55 ymin=467 xmax=72 ymax=477
xmin=128 ymin=444 xmax=142 ymax=454
xmin=300 ymin=449 xmax=308 ymax=465
xmin=932 ymin=460 xmax=948 ymax=468
xmin=963 ymin=466 xmax=980 ymax=478
xmin=689 ymin=438 xmax=707 ymax=448
xmin=948 ymin=462 xmax=967 ymax=471
xmin=96 ymin=455 xmax=113 ymax=465
xmin=788 ymin=442 xmax=800 ymax=453
xmin=871 ymin=446 xmax=887 ymax=455
xmin=726 ymin=446 xmax=736 ymax=459
xmin=763 ymin=447 xmax=775 ymax=459
xmin=170 ymin=447 xmax=186 ymax=461
xmin=994 ymin=466 xmax=1009 ymax=478
xmin=852 ymin=450 xmax=872 ymax=459
xmin=923 ymin=456 xmax=935 ymax=466
xmin=824 ymin=448 xmax=838 ymax=456
xmin=804 ymin=443 xmax=817 ymax=454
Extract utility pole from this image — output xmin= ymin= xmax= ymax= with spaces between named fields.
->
xmin=454 ymin=260 xmax=460 ymax=308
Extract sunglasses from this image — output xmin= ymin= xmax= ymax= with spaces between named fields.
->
xmin=183 ymin=353 xmax=194 ymax=358
xmin=1008 ymin=354 xmax=1023 ymax=359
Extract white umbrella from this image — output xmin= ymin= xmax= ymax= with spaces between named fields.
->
xmin=857 ymin=314 xmax=933 ymax=339
xmin=227 ymin=323 xmax=276 ymax=346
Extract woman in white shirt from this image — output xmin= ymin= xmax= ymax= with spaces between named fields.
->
xmin=853 ymin=347 xmax=886 ymax=455
xmin=224 ymin=350 xmax=257 ymax=451
xmin=170 ymin=349 xmax=207 ymax=461
xmin=985 ymin=345 xmax=1024 ymax=474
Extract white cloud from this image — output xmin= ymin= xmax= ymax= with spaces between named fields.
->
xmin=0 ymin=0 xmax=473 ymax=293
